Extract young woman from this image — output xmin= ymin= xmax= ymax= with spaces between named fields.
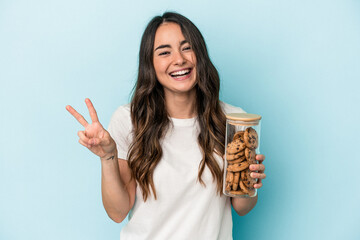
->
xmin=66 ymin=12 xmax=266 ymax=240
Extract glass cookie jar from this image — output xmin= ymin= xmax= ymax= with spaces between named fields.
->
xmin=223 ymin=113 xmax=261 ymax=198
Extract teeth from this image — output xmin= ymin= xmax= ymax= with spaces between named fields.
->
xmin=171 ymin=69 xmax=190 ymax=76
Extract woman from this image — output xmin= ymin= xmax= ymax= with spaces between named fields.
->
xmin=66 ymin=12 xmax=266 ymax=240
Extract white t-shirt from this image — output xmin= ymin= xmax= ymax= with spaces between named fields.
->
xmin=107 ymin=102 xmax=245 ymax=240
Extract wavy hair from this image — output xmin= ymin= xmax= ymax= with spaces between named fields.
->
xmin=128 ymin=12 xmax=226 ymax=201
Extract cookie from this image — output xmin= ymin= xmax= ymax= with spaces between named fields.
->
xmin=226 ymin=150 xmax=245 ymax=161
xmin=227 ymin=138 xmax=246 ymax=154
xmin=225 ymin=182 xmax=232 ymax=191
xmin=244 ymin=168 xmax=257 ymax=187
xmin=243 ymin=179 xmax=251 ymax=188
xmin=241 ymin=170 xmax=246 ymax=180
xmin=232 ymin=172 xmax=240 ymax=190
xmin=245 ymin=148 xmax=257 ymax=164
xmin=227 ymin=161 xmax=249 ymax=172
xmin=233 ymin=131 xmax=245 ymax=142
xmin=241 ymin=169 xmax=249 ymax=187
xmin=239 ymin=180 xmax=249 ymax=194
xmin=230 ymin=190 xmax=245 ymax=195
xmin=244 ymin=127 xmax=258 ymax=149
xmin=226 ymin=171 xmax=234 ymax=183
xmin=227 ymin=156 xmax=246 ymax=164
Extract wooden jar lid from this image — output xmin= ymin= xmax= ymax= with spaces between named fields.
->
xmin=226 ymin=113 xmax=262 ymax=121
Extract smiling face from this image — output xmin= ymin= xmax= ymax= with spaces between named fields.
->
xmin=153 ymin=22 xmax=197 ymax=99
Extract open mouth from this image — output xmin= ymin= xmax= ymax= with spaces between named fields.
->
xmin=169 ymin=68 xmax=192 ymax=79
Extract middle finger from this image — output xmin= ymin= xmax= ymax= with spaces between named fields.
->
xmin=250 ymin=164 xmax=265 ymax=172
xmin=251 ymin=172 xmax=266 ymax=179
xmin=85 ymin=98 xmax=99 ymax=123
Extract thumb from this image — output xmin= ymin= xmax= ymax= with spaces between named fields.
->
xmin=99 ymin=136 xmax=112 ymax=146
xmin=88 ymin=137 xmax=101 ymax=146
xmin=88 ymin=136 xmax=110 ymax=146
xmin=99 ymin=130 xmax=115 ymax=147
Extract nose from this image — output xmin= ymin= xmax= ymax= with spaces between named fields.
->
xmin=173 ymin=51 xmax=186 ymax=65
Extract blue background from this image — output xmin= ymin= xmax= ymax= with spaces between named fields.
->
xmin=1 ymin=0 xmax=359 ymax=239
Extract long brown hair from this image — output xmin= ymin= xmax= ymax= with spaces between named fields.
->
xmin=128 ymin=12 xmax=226 ymax=201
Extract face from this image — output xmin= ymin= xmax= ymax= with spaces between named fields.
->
xmin=153 ymin=22 xmax=197 ymax=98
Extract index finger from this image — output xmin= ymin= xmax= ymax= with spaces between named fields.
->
xmin=66 ymin=105 xmax=89 ymax=127
xmin=256 ymin=154 xmax=265 ymax=162
xmin=85 ymin=98 xmax=99 ymax=123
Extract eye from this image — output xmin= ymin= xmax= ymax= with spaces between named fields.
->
xmin=159 ymin=51 xmax=170 ymax=56
xmin=182 ymin=46 xmax=192 ymax=51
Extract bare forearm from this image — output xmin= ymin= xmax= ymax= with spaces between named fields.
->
xmin=101 ymin=151 xmax=130 ymax=223
xmin=231 ymin=195 xmax=258 ymax=216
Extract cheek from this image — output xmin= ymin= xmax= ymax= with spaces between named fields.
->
xmin=191 ymin=56 xmax=197 ymax=75
xmin=189 ymin=51 xmax=196 ymax=63
xmin=153 ymin=60 xmax=167 ymax=76
xmin=184 ymin=52 xmax=196 ymax=65
xmin=192 ymin=55 xmax=197 ymax=65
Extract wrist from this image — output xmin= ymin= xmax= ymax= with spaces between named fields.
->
xmin=100 ymin=149 xmax=118 ymax=161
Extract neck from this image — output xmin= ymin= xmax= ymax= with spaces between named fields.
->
xmin=165 ymin=89 xmax=197 ymax=119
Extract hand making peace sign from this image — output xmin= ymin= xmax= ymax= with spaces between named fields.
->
xmin=66 ymin=98 xmax=116 ymax=159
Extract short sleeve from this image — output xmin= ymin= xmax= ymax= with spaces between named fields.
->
xmin=107 ymin=104 xmax=133 ymax=160
xmin=220 ymin=101 xmax=246 ymax=114
xmin=220 ymin=101 xmax=248 ymax=135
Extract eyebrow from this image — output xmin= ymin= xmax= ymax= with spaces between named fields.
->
xmin=154 ymin=40 xmax=189 ymax=52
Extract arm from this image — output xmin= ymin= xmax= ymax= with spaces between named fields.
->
xmin=101 ymin=153 xmax=136 ymax=223
xmin=66 ymin=98 xmax=135 ymax=223
xmin=231 ymin=154 xmax=266 ymax=216
xmin=231 ymin=195 xmax=258 ymax=216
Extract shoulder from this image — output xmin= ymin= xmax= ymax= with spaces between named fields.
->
xmin=107 ymin=104 xmax=133 ymax=160
xmin=108 ymin=103 xmax=132 ymax=129
xmin=109 ymin=104 xmax=131 ymax=121
xmin=220 ymin=101 xmax=246 ymax=114
xmin=112 ymin=103 xmax=131 ymax=117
